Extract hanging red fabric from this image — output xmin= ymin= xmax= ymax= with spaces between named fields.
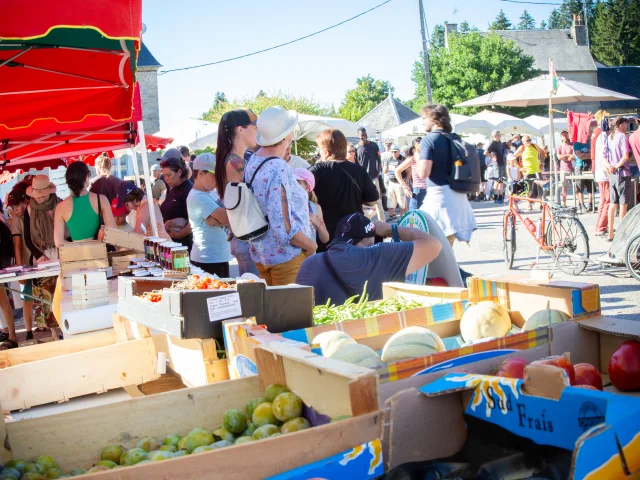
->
xmin=567 ymin=111 xmax=593 ymax=144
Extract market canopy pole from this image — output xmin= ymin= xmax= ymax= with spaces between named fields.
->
xmin=549 ymin=59 xmax=559 ymax=205
xmin=137 ymin=121 xmax=159 ymax=238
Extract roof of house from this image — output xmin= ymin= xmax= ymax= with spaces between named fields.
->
xmin=597 ymin=66 xmax=640 ymax=109
xmin=489 ymin=29 xmax=596 ymax=73
xmin=358 ymin=95 xmax=419 ymax=133
xmin=138 ymin=42 xmax=162 ymax=68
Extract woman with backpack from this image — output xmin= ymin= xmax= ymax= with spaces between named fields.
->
xmin=243 ymin=107 xmax=317 ymax=285
xmin=416 ymin=104 xmax=477 ymax=245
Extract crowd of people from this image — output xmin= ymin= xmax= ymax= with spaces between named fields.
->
xmin=2 ymin=100 xmax=636 ymax=349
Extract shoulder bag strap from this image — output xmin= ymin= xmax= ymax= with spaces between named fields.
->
xmin=337 ymin=163 xmax=361 ymax=193
xmin=247 ymin=156 xmax=278 ymax=188
xmin=94 ymin=194 xmax=104 ymax=240
xmin=322 ymin=250 xmax=358 ymax=298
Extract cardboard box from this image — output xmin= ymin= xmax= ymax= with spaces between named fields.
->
xmin=0 ymin=343 xmax=382 ymax=479
xmin=467 ymin=276 xmax=601 ymax=323
xmin=380 ymin=316 xmax=640 ymax=473
xmin=101 ymin=226 xmax=145 ymax=252
xmin=224 ymin=319 xmax=312 ymax=379
xmin=117 ymin=277 xmax=313 ymax=339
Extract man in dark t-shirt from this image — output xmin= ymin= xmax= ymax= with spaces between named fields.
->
xmin=296 ymin=213 xmax=441 ymax=305
xmin=484 ymin=130 xmax=506 ymax=203
xmin=356 ymin=127 xmax=385 ymax=221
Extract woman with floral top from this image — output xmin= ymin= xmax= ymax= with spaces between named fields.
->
xmin=244 ymin=107 xmax=317 ymax=286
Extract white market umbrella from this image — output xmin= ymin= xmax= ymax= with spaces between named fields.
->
xmin=189 ymin=129 xmax=218 ymax=150
xmin=294 ymin=114 xmax=364 ymax=141
xmin=382 ymin=114 xmax=470 ymax=140
xmin=524 ymin=115 xmax=568 ymax=135
xmin=455 ymin=74 xmax=638 ymax=107
xmin=155 ymin=118 xmax=218 ymax=150
xmin=464 ymin=110 xmax=539 ymax=137
xmin=454 ymin=70 xmax=639 ymax=205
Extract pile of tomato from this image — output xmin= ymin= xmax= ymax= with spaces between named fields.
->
xmin=191 ymin=275 xmax=232 ymax=290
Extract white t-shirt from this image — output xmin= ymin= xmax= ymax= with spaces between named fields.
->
xmin=595 ymin=134 xmax=609 ymax=183
xmin=186 ymin=189 xmax=232 ymax=264
xmin=287 ymin=155 xmax=310 ymax=170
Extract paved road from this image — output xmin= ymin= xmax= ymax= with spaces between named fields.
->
xmin=453 ymin=197 xmax=639 ymax=321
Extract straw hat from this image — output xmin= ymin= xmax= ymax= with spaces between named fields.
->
xmin=256 ymin=107 xmax=298 ymax=147
xmin=25 ymin=175 xmax=56 ymax=199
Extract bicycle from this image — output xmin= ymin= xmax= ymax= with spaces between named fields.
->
xmin=503 ymin=180 xmax=590 ymax=275
xmin=625 ymin=232 xmax=640 ymax=282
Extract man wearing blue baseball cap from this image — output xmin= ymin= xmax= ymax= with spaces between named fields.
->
xmin=296 ymin=213 xmax=441 ymax=305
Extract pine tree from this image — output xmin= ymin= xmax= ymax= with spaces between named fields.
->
xmin=547 ymin=9 xmax=565 ymax=29
xmin=431 ymin=24 xmax=446 ymax=49
xmin=489 ymin=10 xmax=512 ymax=30
xmin=540 ymin=20 xmax=548 ymax=29
xmin=590 ymin=0 xmax=640 ymax=66
xmin=518 ymin=10 xmax=537 ymax=29
xmin=459 ymin=21 xmax=471 ymax=33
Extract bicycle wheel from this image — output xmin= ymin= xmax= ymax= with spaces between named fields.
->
xmin=503 ymin=213 xmax=516 ymax=269
xmin=551 ymin=216 xmax=590 ymax=275
xmin=625 ymin=232 xmax=640 ymax=282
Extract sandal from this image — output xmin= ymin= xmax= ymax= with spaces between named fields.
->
xmin=0 ymin=331 xmax=8 ymax=343
xmin=26 ymin=331 xmax=34 ymax=341
xmin=0 ymin=339 xmax=19 ymax=350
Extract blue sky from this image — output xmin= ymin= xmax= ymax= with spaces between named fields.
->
xmin=142 ymin=0 xmax=559 ymax=129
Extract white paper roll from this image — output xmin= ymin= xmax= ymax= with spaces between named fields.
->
xmin=157 ymin=352 xmax=167 ymax=374
xmin=61 ymin=303 xmax=117 ymax=335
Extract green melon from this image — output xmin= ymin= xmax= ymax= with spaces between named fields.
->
xmin=460 ymin=302 xmax=512 ymax=342
xmin=381 ymin=326 xmax=445 ymax=363
xmin=331 ymin=343 xmax=382 ymax=368
xmin=312 ymin=331 xmax=356 ymax=358
xmin=522 ymin=304 xmax=570 ymax=331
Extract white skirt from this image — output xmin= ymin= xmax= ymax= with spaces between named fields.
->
xmin=420 ymin=184 xmax=477 ymax=242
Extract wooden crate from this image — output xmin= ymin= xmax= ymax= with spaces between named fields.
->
xmin=101 ymin=226 xmax=145 ymax=252
xmin=0 ymin=329 xmax=159 ymax=412
xmin=114 ymin=314 xmax=230 ymax=386
xmin=0 ymin=343 xmax=381 ymax=478
xmin=59 ymin=240 xmax=107 ymax=263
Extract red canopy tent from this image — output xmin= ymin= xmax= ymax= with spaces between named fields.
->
xmin=0 ymin=85 xmax=142 ymax=173
xmin=0 ymin=0 xmax=142 ymax=134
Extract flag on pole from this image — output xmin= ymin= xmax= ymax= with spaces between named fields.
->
xmin=549 ymin=58 xmax=559 ymax=95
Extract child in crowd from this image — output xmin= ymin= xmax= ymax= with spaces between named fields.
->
xmin=111 ymin=198 xmax=133 ymax=232
xmin=293 ymin=168 xmax=329 ymax=247
xmin=506 ymin=154 xmax=522 ymax=209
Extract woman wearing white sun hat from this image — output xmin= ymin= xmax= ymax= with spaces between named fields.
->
xmin=244 ymin=107 xmax=317 ymax=285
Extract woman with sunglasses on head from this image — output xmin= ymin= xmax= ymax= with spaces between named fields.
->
xmin=513 ymin=135 xmax=546 ymax=210
xmin=214 ymin=109 xmax=260 ymax=276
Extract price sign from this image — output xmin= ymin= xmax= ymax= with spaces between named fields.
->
xmin=207 ymin=292 xmax=243 ymax=322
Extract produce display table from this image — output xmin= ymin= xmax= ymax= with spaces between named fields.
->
xmin=0 ymin=265 xmax=61 ymax=305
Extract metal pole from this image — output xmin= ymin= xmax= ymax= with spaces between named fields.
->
xmin=129 ymin=147 xmax=141 ymax=188
xmin=137 ymin=121 xmax=159 ymax=238
xmin=418 ymin=0 xmax=433 ymax=103
xmin=549 ymin=97 xmax=561 ymax=205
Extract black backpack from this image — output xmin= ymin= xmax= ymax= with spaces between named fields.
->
xmin=0 ymin=220 xmax=15 ymax=267
xmin=437 ymin=132 xmax=482 ymax=193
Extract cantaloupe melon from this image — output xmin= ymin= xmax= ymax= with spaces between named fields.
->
xmin=330 ymin=343 xmax=382 ymax=368
xmin=381 ymin=326 xmax=445 ymax=364
xmin=460 ymin=302 xmax=511 ymax=342
xmin=312 ymin=331 xmax=356 ymax=358
xmin=522 ymin=303 xmax=569 ymax=331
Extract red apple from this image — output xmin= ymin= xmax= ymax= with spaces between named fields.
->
xmin=574 ymin=384 xmax=598 ymax=390
xmin=530 ymin=355 xmax=576 ymax=385
xmin=608 ymin=340 xmax=640 ymax=392
xmin=574 ymin=363 xmax=603 ymax=390
xmin=495 ymin=357 xmax=529 ymax=379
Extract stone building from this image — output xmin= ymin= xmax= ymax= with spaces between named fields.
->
xmin=137 ymin=42 xmax=162 ymax=135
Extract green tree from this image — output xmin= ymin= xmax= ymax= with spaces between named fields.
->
xmin=430 ymin=24 xmax=446 ymax=50
xmin=547 ymin=9 xmax=565 ymax=29
xmin=518 ymin=10 xmax=537 ymax=29
xmin=213 ymin=91 xmax=228 ymax=105
xmin=411 ymin=32 xmax=541 ymax=117
xmin=489 ymin=10 xmax=512 ymax=30
xmin=590 ymin=0 xmax=640 ymax=66
xmin=338 ymin=75 xmax=393 ymax=122
xmin=201 ymin=90 xmax=333 ymax=158
xmin=459 ymin=21 xmax=470 ymax=33
xmin=539 ymin=20 xmax=548 ymax=29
